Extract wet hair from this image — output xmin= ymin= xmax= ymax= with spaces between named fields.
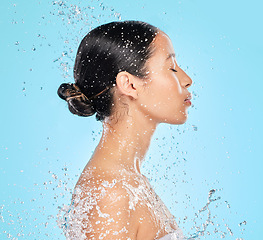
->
xmin=57 ymin=20 xmax=159 ymax=121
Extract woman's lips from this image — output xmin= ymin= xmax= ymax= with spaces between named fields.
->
xmin=184 ymin=93 xmax=192 ymax=106
xmin=184 ymin=99 xmax=192 ymax=105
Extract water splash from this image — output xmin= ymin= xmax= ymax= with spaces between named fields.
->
xmin=187 ymin=189 xmax=222 ymax=239
xmin=56 ymin=168 xmax=180 ymax=239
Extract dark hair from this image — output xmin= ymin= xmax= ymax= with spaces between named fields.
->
xmin=57 ymin=20 xmax=159 ymax=121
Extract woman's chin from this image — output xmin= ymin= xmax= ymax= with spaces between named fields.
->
xmin=162 ymin=116 xmax=188 ymax=125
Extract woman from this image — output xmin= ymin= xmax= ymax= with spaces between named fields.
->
xmin=57 ymin=20 xmax=192 ymax=240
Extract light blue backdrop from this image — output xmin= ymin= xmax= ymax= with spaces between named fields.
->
xmin=1 ymin=0 xmax=262 ymax=239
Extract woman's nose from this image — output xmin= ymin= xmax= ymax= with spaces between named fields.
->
xmin=181 ymin=69 xmax=192 ymax=88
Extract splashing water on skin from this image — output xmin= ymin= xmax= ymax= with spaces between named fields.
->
xmin=57 ymin=170 xmax=238 ymax=240
xmin=57 ymin=167 xmax=180 ymax=239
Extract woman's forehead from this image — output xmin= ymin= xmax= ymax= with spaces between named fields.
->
xmin=152 ymin=32 xmax=176 ymax=61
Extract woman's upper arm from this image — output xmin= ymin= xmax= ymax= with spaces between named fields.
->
xmin=71 ymin=183 xmax=139 ymax=240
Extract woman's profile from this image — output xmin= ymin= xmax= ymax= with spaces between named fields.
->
xmin=57 ymin=20 xmax=192 ymax=240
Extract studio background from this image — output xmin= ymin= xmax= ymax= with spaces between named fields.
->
xmin=1 ymin=0 xmax=262 ymax=239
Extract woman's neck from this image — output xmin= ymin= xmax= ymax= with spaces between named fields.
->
xmin=88 ymin=109 xmax=158 ymax=174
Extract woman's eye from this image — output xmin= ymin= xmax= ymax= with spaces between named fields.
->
xmin=170 ymin=68 xmax=178 ymax=72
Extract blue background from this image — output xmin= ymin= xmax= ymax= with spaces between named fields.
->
xmin=1 ymin=0 xmax=262 ymax=239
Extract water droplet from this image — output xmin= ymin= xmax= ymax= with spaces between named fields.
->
xmin=192 ymin=125 xmax=198 ymax=131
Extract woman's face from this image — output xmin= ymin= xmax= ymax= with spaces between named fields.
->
xmin=138 ymin=31 xmax=193 ymax=125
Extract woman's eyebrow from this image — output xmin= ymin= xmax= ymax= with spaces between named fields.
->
xmin=166 ymin=53 xmax=176 ymax=60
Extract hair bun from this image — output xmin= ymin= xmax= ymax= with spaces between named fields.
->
xmin=57 ymin=83 xmax=75 ymax=100
xmin=57 ymin=83 xmax=96 ymax=117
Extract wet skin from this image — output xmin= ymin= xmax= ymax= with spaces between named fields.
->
xmin=68 ymin=31 xmax=192 ymax=239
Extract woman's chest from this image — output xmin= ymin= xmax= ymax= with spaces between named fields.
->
xmin=135 ymin=188 xmax=178 ymax=240
xmin=121 ymin=177 xmax=178 ymax=239
xmin=142 ymin=185 xmax=178 ymax=229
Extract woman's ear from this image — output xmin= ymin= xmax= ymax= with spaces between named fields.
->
xmin=115 ymin=71 xmax=139 ymax=99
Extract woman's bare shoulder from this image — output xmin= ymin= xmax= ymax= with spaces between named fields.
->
xmin=75 ymin=166 xmax=125 ymax=193
xmin=74 ymin=168 xmax=126 ymax=204
xmin=68 ymin=167 xmax=141 ymax=239
xmin=75 ymin=165 xmax=144 ymax=193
